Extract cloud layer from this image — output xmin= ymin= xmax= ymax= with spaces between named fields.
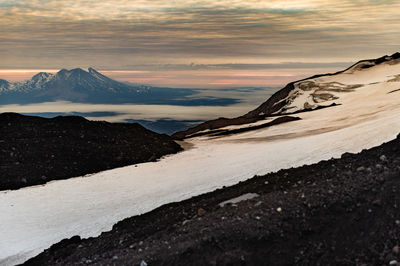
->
xmin=1 ymin=0 xmax=399 ymax=70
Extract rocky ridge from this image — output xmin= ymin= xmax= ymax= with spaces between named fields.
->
xmin=0 ymin=113 xmax=182 ymax=190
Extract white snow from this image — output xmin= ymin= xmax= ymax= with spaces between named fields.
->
xmin=219 ymin=193 xmax=259 ymax=207
xmin=272 ymin=58 xmax=400 ymax=114
xmin=1 ymin=60 xmax=400 ymax=265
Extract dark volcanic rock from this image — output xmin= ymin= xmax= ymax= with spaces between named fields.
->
xmin=0 ymin=113 xmax=182 ymax=190
xmin=171 ymin=116 xmax=261 ymax=140
xmin=242 ymin=82 xmax=295 ymax=119
xmin=25 ymin=134 xmax=400 ymax=266
xmin=185 ymin=116 xmax=301 ymax=139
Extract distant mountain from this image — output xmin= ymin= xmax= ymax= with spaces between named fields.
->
xmin=0 ymin=68 xmax=150 ymax=104
xmin=0 ymin=68 xmax=238 ymax=106
xmin=172 ymin=52 xmax=400 ymax=139
xmin=0 ymin=79 xmax=10 ymax=92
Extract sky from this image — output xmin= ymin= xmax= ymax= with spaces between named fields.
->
xmin=1 ymin=0 xmax=400 ymax=87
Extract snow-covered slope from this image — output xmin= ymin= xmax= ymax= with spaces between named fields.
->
xmin=174 ymin=52 xmax=400 ymax=139
xmin=13 ymin=72 xmax=55 ymax=92
xmin=271 ymin=53 xmax=400 ymax=114
xmin=245 ymin=52 xmax=400 ymax=117
xmin=2 ymin=53 xmax=400 ymax=265
xmin=0 ymin=79 xmax=10 ymax=92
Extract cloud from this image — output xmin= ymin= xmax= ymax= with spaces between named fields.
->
xmin=120 ymin=62 xmax=352 ymax=71
xmin=0 ymin=0 xmax=399 ymax=70
xmin=0 ymin=101 xmax=257 ymax=121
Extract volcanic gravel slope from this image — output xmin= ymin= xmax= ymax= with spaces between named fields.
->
xmin=25 ymin=133 xmax=400 ymax=266
xmin=0 ymin=113 xmax=182 ymax=190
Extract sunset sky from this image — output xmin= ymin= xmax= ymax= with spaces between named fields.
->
xmin=1 ymin=0 xmax=399 ymax=87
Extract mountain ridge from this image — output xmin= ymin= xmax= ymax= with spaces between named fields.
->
xmin=243 ymin=52 xmax=400 ymax=118
xmin=172 ymin=52 xmax=400 ymax=139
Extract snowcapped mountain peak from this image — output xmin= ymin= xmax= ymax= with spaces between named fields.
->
xmin=0 ymin=67 xmax=152 ymax=103
xmin=57 ymin=68 xmax=69 ymax=74
xmin=31 ymin=72 xmax=54 ymax=83
xmin=88 ymin=67 xmax=99 ymax=74
xmin=13 ymin=71 xmax=56 ymax=92
xmin=0 ymin=79 xmax=10 ymax=92
xmin=87 ymin=67 xmax=109 ymax=82
xmin=54 ymin=68 xmax=104 ymax=81
xmin=70 ymin=68 xmax=87 ymax=74
xmin=32 ymin=72 xmax=53 ymax=79
xmin=55 ymin=68 xmax=72 ymax=79
xmin=56 ymin=68 xmax=88 ymax=79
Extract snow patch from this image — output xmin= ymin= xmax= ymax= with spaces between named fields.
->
xmin=219 ymin=193 xmax=259 ymax=207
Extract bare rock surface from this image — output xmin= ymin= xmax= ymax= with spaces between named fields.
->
xmin=0 ymin=113 xmax=182 ymax=190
